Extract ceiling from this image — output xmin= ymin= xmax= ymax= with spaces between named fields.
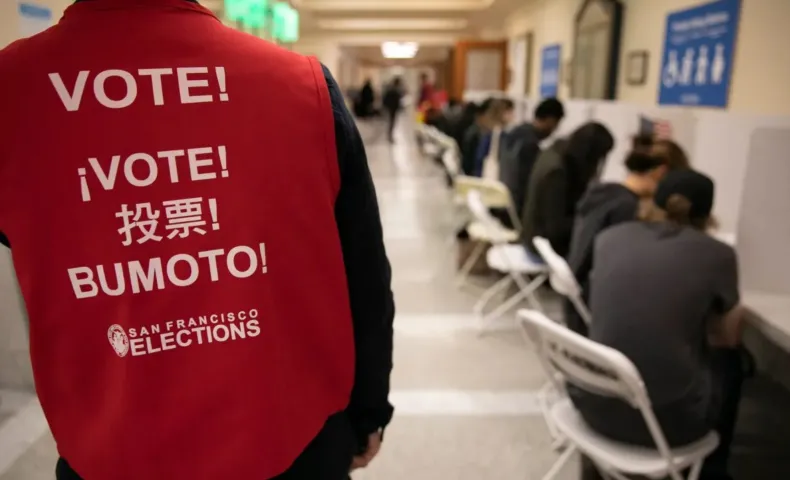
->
xmin=343 ymin=45 xmax=452 ymax=67
xmin=204 ymin=0 xmax=531 ymax=64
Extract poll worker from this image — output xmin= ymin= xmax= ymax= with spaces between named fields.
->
xmin=0 ymin=1 xmax=395 ymax=479
xmin=573 ymin=170 xmax=745 ymax=480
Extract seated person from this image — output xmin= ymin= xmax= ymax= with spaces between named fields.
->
xmin=460 ymin=98 xmax=494 ymax=175
xmin=521 ymin=122 xmax=614 ymax=258
xmin=498 ymin=98 xmax=565 ymax=221
xmin=460 ymin=98 xmax=511 ymax=177
xmin=565 ymin=151 xmax=667 ymax=335
xmin=573 ymin=169 xmax=745 ymax=480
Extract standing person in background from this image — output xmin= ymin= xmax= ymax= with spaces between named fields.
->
xmin=521 ymin=122 xmax=614 ymax=258
xmin=0 ymin=1 xmax=395 ymax=479
xmin=498 ymin=98 xmax=565 ymax=220
xmin=574 ymin=170 xmax=745 ymax=480
xmin=418 ymin=72 xmax=434 ymax=106
xmin=355 ymin=78 xmax=376 ymax=118
xmin=383 ymin=77 xmax=405 ymax=143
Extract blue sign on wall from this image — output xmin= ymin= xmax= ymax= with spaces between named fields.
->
xmin=540 ymin=44 xmax=561 ymax=98
xmin=658 ymin=0 xmax=741 ymax=108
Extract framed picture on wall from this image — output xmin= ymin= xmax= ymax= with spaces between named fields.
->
xmin=626 ymin=50 xmax=649 ymax=86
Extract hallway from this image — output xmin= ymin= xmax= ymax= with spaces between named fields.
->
xmin=0 ymin=119 xmax=573 ymax=480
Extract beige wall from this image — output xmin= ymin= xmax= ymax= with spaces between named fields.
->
xmin=0 ymin=0 xmax=71 ymax=49
xmin=506 ymin=0 xmax=790 ymax=115
xmin=293 ymin=40 xmax=342 ymax=75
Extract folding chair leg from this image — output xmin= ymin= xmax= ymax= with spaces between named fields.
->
xmin=478 ymin=274 xmax=546 ymax=334
xmin=686 ymin=461 xmax=704 ymax=480
xmin=473 ymin=274 xmax=513 ymax=316
xmin=513 ymin=273 xmax=548 ymax=312
xmin=455 ymin=242 xmax=486 ymax=289
xmin=539 ymin=382 xmax=566 ymax=451
xmin=540 ymin=444 xmax=577 ymax=480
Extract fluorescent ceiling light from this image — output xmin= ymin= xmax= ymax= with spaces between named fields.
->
xmin=318 ymin=18 xmax=468 ymax=31
xmin=382 ymin=42 xmax=419 ymax=59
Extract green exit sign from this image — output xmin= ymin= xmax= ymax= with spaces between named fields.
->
xmin=272 ymin=2 xmax=299 ymax=43
xmin=224 ymin=0 xmax=268 ymax=29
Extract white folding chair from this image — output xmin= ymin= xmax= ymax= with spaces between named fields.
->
xmin=532 ymin=236 xmax=591 ymax=326
xmin=451 ymin=177 xmax=523 ymax=288
xmin=466 ymin=191 xmax=547 ymax=332
xmin=518 ymin=309 xmax=719 ymax=480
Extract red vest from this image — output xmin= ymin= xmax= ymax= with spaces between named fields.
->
xmin=0 ymin=2 xmax=354 ymax=478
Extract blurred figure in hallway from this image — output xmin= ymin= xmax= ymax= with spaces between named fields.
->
xmin=383 ymin=77 xmax=405 ymax=143
xmin=353 ymin=78 xmax=376 ymax=119
xmin=418 ymin=72 xmax=434 ymax=106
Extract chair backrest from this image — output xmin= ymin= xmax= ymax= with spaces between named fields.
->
xmin=466 ymin=190 xmax=514 ymax=244
xmin=442 ymin=149 xmax=461 ymax=178
xmin=454 ymin=176 xmax=522 ymax=231
xmin=465 ymin=190 xmax=498 ymax=228
xmin=532 ymin=237 xmax=591 ymax=325
xmin=517 ymin=309 xmax=682 ymax=473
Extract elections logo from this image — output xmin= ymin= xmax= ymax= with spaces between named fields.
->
xmin=107 ymin=324 xmax=130 ymax=357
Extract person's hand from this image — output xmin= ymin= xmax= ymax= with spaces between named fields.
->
xmin=350 ymin=431 xmax=382 ymax=471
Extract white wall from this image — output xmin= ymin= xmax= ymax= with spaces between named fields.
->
xmin=505 ymin=0 xmax=790 ymax=115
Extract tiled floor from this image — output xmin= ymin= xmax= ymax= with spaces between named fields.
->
xmin=2 ymin=117 xmax=790 ymax=479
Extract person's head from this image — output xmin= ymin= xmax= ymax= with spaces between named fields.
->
xmin=420 ymin=72 xmax=430 ymax=84
xmin=651 ymin=139 xmax=690 ymax=171
xmin=363 ymin=78 xmax=372 ymax=87
xmin=623 ymin=151 xmax=667 ymax=197
xmin=648 ymin=169 xmax=715 ymax=230
xmin=631 ymin=134 xmax=654 ymax=154
xmin=533 ymin=98 xmax=565 ymax=139
xmin=563 ymin=122 xmax=615 ymax=189
xmin=392 ymin=76 xmax=403 ymax=88
xmin=477 ymin=98 xmax=513 ymax=129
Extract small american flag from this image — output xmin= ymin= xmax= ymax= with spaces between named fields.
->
xmin=653 ymin=119 xmax=673 ymax=140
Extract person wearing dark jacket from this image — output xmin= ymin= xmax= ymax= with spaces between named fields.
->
xmin=499 ymin=98 xmax=565 ymax=219
xmin=383 ymin=77 xmax=404 ymax=143
xmin=564 ymin=151 xmax=667 ymax=335
xmin=521 ymin=122 xmax=614 ymax=258
xmin=460 ymin=98 xmax=494 ymax=175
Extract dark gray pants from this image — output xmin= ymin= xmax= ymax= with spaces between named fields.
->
xmin=576 ymin=348 xmax=745 ymax=480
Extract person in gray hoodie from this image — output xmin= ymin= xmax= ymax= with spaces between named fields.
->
xmin=564 ymin=151 xmax=668 ymax=335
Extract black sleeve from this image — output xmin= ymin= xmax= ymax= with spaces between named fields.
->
xmin=514 ymin=142 xmax=541 ymax=216
xmin=539 ymin=169 xmax=574 ymax=255
xmin=460 ymin=127 xmax=480 ymax=175
xmin=323 ymin=65 xmax=395 ymax=438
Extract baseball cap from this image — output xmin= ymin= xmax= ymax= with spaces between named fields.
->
xmin=654 ymin=169 xmax=714 ymax=219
